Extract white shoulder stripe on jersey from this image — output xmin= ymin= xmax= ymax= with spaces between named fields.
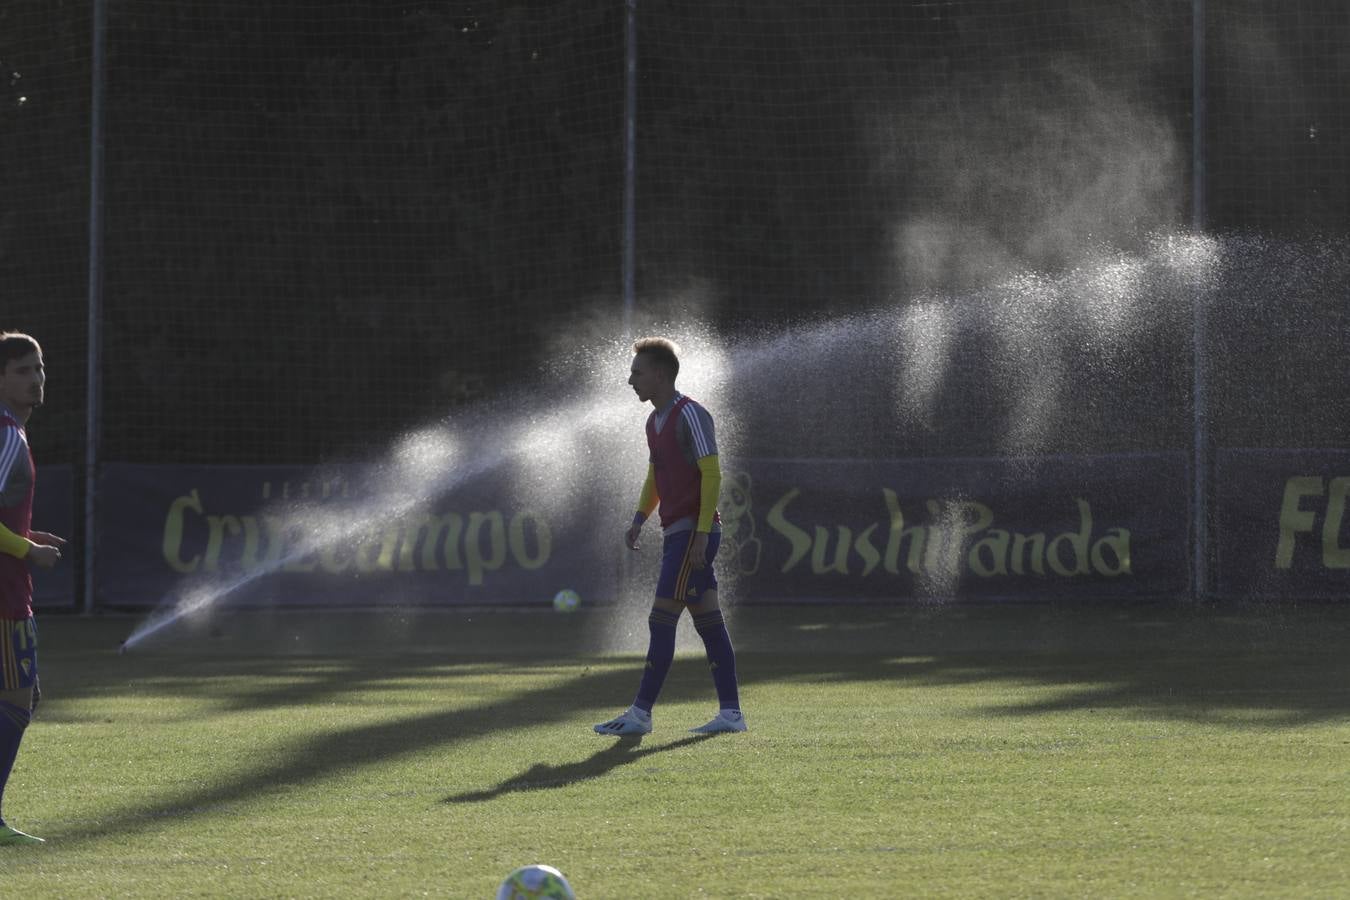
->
xmin=0 ymin=427 xmax=23 ymax=494
xmin=680 ymin=401 xmax=715 ymax=459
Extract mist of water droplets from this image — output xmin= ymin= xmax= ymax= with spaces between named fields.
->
xmin=127 ymin=230 xmax=1347 ymax=640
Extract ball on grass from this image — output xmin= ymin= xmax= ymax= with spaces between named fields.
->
xmin=496 ymin=864 xmax=576 ymax=900
xmin=552 ymin=588 xmax=581 ymax=613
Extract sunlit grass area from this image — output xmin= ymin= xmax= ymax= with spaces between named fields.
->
xmin=4 ymin=604 xmax=1349 ymax=897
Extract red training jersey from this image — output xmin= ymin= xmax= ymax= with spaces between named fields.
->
xmin=646 ymin=395 xmax=720 ymax=530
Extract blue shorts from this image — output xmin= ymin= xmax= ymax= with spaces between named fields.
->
xmin=657 ymin=530 xmax=721 ymax=603
xmin=1 ymin=616 xmax=38 ymax=691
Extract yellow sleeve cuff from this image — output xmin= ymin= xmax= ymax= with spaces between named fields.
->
xmin=696 ymin=454 xmax=721 ymax=532
xmin=0 ymin=521 xmax=31 ymax=559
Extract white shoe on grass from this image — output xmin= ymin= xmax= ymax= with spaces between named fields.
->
xmin=690 ymin=709 xmax=747 ymax=734
xmin=0 ymin=823 xmax=45 ymax=845
xmin=593 ymin=706 xmax=652 ymax=736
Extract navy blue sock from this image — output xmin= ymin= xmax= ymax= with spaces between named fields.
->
xmin=634 ymin=609 xmax=680 ymax=713
xmin=0 ymin=700 xmax=32 ymax=825
xmin=693 ymin=610 xmax=740 ymax=711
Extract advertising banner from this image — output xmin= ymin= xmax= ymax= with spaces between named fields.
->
xmin=1216 ymin=449 xmax=1350 ymax=600
xmin=717 ymin=454 xmax=1189 ymax=602
xmin=95 ymin=463 xmax=592 ymax=609
xmin=33 ymin=464 xmax=76 ymax=609
xmin=96 ymin=454 xmax=1190 ymax=608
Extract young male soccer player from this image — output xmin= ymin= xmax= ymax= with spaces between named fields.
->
xmin=0 ymin=333 xmax=64 ymax=845
xmin=594 ymin=337 xmax=746 ymax=736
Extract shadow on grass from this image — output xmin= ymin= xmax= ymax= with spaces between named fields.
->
xmin=444 ymin=733 xmax=715 ymax=803
xmin=33 ymin=602 xmax=1350 ymax=845
xmin=39 ymin=653 xmax=722 ymax=848
xmin=738 ymin=601 xmax=1350 ymax=728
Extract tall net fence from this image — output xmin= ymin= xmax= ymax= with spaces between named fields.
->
xmin=0 ymin=0 xmax=91 ymax=467
xmin=1206 ymin=0 xmax=1350 ymax=231
xmin=637 ymin=0 xmax=1197 ymax=315
xmin=2 ymin=1 xmax=1347 ymax=601
xmin=92 ymin=1 xmax=626 ymax=464
xmin=637 ymin=0 xmax=1201 ymax=460
xmin=636 ymin=1 xmax=1346 ymax=462
xmin=1202 ymin=1 xmax=1350 ymax=454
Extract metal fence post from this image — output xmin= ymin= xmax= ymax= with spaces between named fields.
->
xmin=1191 ymin=0 xmax=1209 ymax=601
xmin=622 ymin=0 xmax=638 ymax=337
xmin=83 ymin=0 xmax=107 ymax=614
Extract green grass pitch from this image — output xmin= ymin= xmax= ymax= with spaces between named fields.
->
xmin=4 ymin=603 xmax=1350 ymax=897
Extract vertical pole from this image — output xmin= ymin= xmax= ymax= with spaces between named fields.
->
xmin=622 ymin=0 xmax=637 ymax=337
xmin=1192 ymin=0 xmax=1206 ymax=232
xmin=1190 ymin=0 xmax=1208 ymax=601
xmin=83 ymin=0 xmax=107 ymax=614
xmin=618 ymin=0 xmax=639 ymax=603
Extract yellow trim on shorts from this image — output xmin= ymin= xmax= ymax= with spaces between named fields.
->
xmin=0 ymin=620 xmax=18 ymax=689
xmin=673 ymin=536 xmax=697 ymax=603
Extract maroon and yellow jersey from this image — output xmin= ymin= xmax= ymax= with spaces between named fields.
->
xmin=645 ymin=394 xmax=720 ymax=532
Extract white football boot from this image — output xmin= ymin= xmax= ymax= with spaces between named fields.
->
xmin=593 ymin=705 xmax=653 ymax=736
xmin=690 ymin=709 xmax=747 ymax=734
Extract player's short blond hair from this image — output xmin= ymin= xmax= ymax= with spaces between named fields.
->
xmin=632 ymin=336 xmax=680 ymax=379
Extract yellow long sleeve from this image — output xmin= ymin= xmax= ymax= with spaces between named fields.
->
xmin=0 ymin=521 xmax=31 ymax=559
xmin=635 ymin=463 xmax=659 ymax=521
xmin=696 ymin=454 xmax=721 ymax=532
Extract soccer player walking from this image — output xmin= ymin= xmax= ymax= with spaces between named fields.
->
xmin=0 ymin=333 xmax=64 ymax=845
xmin=595 ymin=337 xmax=745 ymax=736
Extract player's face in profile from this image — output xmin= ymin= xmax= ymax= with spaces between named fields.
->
xmin=628 ymin=353 xmax=664 ymax=403
xmin=0 ymin=351 xmax=44 ymax=411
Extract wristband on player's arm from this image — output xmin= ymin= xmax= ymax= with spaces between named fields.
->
xmin=696 ymin=454 xmax=722 ymax=533
xmin=0 ymin=521 xmax=32 ymax=559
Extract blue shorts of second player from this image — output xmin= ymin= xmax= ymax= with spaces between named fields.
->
xmin=657 ymin=530 xmax=721 ymax=603
xmin=0 ymin=616 xmax=38 ymax=691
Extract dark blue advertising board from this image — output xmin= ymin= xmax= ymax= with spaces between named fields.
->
xmin=718 ymin=454 xmax=1189 ymax=602
xmin=96 ymin=454 xmax=1190 ymax=608
xmin=1216 ymin=449 xmax=1350 ymax=600
xmin=95 ymin=463 xmax=597 ymax=609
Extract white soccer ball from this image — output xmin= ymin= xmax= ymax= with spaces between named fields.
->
xmin=552 ymin=588 xmax=581 ymax=613
xmin=496 ymin=864 xmax=577 ymax=900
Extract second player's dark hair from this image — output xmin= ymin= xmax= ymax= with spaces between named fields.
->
xmin=0 ymin=332 xmax=41 ymax=371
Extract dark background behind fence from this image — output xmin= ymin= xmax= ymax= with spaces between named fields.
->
xmin=4 ymin=0 xmax=1347 ymax=471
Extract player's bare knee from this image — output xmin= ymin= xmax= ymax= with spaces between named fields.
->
xmin=686 ymin=589 xmax=720 ymax=615
xmin=652 ymin=596 xmax=684 ymax=615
